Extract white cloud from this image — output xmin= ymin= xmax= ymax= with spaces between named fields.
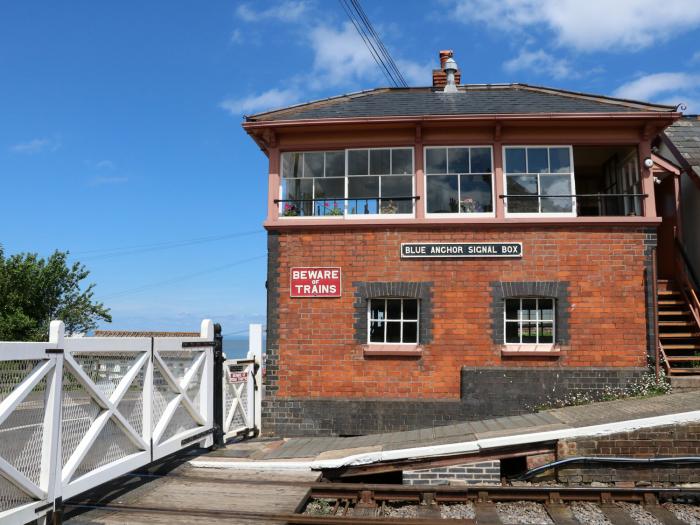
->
xmin=95 ymin=159 xmax=116 ymax=170
xmin=452 ymin=0 xmax=700 ymax=52
xmin=503 ymin=49 xmax=573 ymax=79
xmin=10 ymin=137 xmax=60 ymax=154
xmin=230 ymin=29 xmax=243 ymax=44
xmin=236 ymin=1 xmax=310 ymax=23
xmin=613 ymin=72 xmax=699 ymax=100
xmin=89 ymin=176 xmax=129 ymax=185
xmin=220 ymin=88 xmax=301 ymax=115
xmin=692 ymin=50 xmax=700 ymax=64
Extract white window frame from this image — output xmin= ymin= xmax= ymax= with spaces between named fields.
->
xmin=424 ymin=145 xmax=496 ymax=218
xmin=502 ymin=145 xmax=577 ymax=218
xmin=346 ymin=147 xmax=416 ymax=220
xmin=367 ymin=298 xmax=419 ymax=345
xmin=503 ymin=297 xmax=556 ymax=345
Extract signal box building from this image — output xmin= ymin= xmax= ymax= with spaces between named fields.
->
xmin=243 ymin=52 xmax=682 ymax=437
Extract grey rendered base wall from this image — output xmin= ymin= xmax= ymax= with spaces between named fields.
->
xmin=263 ymin=367 xmax=647 ymax=437
xmin=403 ymin=461 xmax=500 ymax=486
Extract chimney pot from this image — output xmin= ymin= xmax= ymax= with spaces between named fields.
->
xmin=433 ymin=50 xmax=460 ymax=89
xmin=439 ymin=50 xmax=453 ymax=69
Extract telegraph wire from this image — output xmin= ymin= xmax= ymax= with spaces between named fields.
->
xmin=338 ymin=0 xmax=408 ymax=88
xmin=73 ymin=230 xmax=264 ymax=260
xmin=101 ymin=254 xmax=266 ymax=300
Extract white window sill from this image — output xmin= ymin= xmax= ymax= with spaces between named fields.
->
xmin=501 ymin=344 xmax=560 ymax=357
xmin=363 ymin=344 xmax=423 ymax=357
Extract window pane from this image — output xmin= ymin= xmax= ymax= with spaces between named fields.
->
xmin=527 ymin=148 xmax=549 ymax=173
xmin=314 ymin=177 xmax=344 ymax=199
xmin=348 ymin=150 xmax=368 ymax=175
xmin=386 ymin=322 xmax=401 ymax=343
xmin=507 ymin=175 xmax=538 ymax=213
xmin=426 ymin=148 xmax=447 ymax=174
xmin=325 ymin=151 xmax=345 ymax=177
xmin=539 ymin=323 xmax=554 ymax=343
xmin=403 ymin=322 xmax=418 ymax=343
xmin=370 ymin=149 xmax=390 ymax=175
xmin=505 ymin=299 xmax=519 ymax=320
xmin=348 ymin=176 xmax=379 ymax=199
xmin=460 ymin=174 xmax=493 ymax=213
xmin=549 ymin=147 xmax=571 ymax=173
xmin=370 ymin=299 xmax=385 ymax=320
xmin=370 ymin=320 xmax=385 ymax=343
xmin=522 ymin=299 xmax=537 ymax=320
xmin=522 ymin=323 xmax=537 ymax=343
xmin=470 ymin=147 xmax=492 ymax=173
xmin=403 ymin=299 xmax=418 ymax=320
xmin=282 ymin=179 xmax=313 ymax=216
xmin=386 ymin=299 xmax=401 ymax=320
xmin=539 ymin=299 xmax=554 ymax=321
xmin=382 ymin=176 xmax=413 ymax=213
xmin=505 ymin=148 xmax=526 ymax=174
xmin=505 ymin=322 xmax=520 ymax=343
xmin=427 ymin=175 xmax=459 ymax=213
xmin=392 ymin=149 xmax=413 ymax=174
xmin=540 ymin=175 xmax=572 ymax=213
xmin=282 ymin=153 xmax=302 ymax=179
xmin=448 ymin=148 xmax=469 ymax=174
xmin=303 ymin=152 xmax=324 ymax=178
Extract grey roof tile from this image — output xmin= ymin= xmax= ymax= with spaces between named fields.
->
xmin=246 ymin=84 xmax=675 ymax=122
xmin=664 ymin=116 xmax=700 ymax=176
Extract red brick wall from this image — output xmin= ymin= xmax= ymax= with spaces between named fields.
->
xmin=271 ymin=226 xmax=650 ymax=399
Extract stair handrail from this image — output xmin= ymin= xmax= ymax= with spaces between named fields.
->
xmin=673 ymin=227 xmax=700 ymax=333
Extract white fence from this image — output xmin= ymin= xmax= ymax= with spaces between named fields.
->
xmin=0 ymin=319 xmax=224 ymax=525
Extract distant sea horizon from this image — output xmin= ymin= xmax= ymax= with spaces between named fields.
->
xmin=223 ymin=336 xmax=265 ymax=360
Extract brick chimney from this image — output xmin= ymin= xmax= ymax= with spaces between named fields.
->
xmin=432 ymin=50 xmax=461 ymax=88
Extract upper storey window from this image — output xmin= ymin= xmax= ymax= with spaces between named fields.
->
xmin=425 ymin=146 xmax=494 ymax=215
xmin=504 ymin=146 xmax=576 ymax=215
xmin=280 ymin=148 xmax=414 ymax=217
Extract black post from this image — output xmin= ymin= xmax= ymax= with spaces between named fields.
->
xmin=212 ymin=323 xmax=225 ymax=448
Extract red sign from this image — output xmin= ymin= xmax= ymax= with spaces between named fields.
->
xmin=290 ymin=267 xmax=341 ymax=297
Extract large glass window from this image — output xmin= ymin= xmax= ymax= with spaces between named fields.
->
xmin=504 ymin=298 xmax=555 ymax=344
xmin=504 ymin=146 xmax=575 ymax=214
xmin=281 ymin=151 xmax=345 ymax=216
xmin=425 ymin=146 xmax=493 ymax=214
xmin=347 ymin=148 xmax=414 ymax=215
xmin=280 ymin=148 xmax=414 ymax=216
xmin=369 ymin=298 xmax=419 ymax=344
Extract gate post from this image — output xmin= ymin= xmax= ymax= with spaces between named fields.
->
xmin=212 ymin=323 xmax=225 ymax=448
xmin=248 ymin=323 xmax=263 ymax=435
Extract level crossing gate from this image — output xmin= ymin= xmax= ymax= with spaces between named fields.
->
xmin=0 ymin=320 xmax=262 ymax=525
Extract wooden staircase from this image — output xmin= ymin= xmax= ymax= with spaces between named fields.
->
xmin=657 ymin=279 xmax=700 ymax=375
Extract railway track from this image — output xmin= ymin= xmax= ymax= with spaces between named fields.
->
xmin=66 ymin=478 xmax=700 ymax=524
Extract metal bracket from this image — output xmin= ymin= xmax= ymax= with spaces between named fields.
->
xmin=45 ymin=349 xmax=64 ymax=354
xmin=181 ymin=428 xmax=215 ymax=446
xmin=182 ymin=341 xmax=215 ymax=348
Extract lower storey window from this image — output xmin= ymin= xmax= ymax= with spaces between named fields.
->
xmin=369 ymin=298 xmax=418 ymax=343
xmin=505 ymin=298 xmax=554 ymax=344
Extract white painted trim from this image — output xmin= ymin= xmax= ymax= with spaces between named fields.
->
xmin=190 ymin=409 xmax=700 ymax=471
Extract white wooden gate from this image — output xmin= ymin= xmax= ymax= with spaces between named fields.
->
xmin=0 ymin=319 xmax=215 ymax=525
xmin=222 ymin=324 xmax=262 ymax=441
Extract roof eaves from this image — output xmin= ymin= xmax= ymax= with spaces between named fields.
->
xmin=516 ymin=83 xmax=677 ymax=112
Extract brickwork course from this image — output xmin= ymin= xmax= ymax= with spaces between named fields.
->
xmin=264 ymin=226 xmax=655 ymax=436
xmin=403 ymin=460 xmax=500 ymax=486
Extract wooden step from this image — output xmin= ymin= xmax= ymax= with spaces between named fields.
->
xmin=667 ymin=368 xmax=700 ymax=374
xmin=658 ymin=290 xmax=681 ymax=296
xmin=659 ymin=300 xmax=686 ymax=306
xmin=659 ymin=310 xmax=690 ymax=316
xmin=663 ymin=344 xmax=700 ymax=350
xmin=659 ymin=320 xmax=696 ymax=327
xmin=666 ymin=356 xmax=700 ymax=362
xmin=659 ymin=332 xmax=700 ymax=338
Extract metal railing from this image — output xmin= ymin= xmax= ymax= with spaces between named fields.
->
xmin=498 ymin=193 xmax=648 ymax=216
xmin=275 ymin=196 xmax=419 ymax=217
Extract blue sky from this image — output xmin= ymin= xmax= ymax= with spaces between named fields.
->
xmin=2 ymin=0 xmax=700 ymax=336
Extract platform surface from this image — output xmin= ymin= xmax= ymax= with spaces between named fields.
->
xmin=201 ymin=391 xmax=700 ymax=463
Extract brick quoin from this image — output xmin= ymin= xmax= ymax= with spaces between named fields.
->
xmin=270 ymin=226 xmax=650 ymax=400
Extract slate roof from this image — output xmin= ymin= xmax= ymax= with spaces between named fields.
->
xmin=664 ymin=116 xmax=700 ymax=178
xmin=245 ymin=84 xmax=676 ymax=122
